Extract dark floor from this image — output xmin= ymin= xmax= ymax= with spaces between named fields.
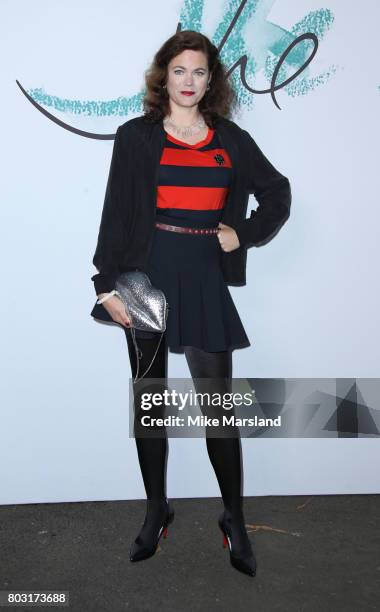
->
xmin=1 ymin=495 xmax=379 ymax=611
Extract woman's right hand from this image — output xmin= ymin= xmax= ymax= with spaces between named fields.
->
xmin=98 ymin=294 xmax=131 ymax=327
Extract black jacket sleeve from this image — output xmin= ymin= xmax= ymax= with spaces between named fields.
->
xmin=232 ymin=129 xmax=292 ymax=248
xmin=91 ymin=126 xmax=126 ymax=295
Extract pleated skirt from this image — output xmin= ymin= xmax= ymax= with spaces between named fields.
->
xmin=132 ymin=210 xmax=251 ymax=353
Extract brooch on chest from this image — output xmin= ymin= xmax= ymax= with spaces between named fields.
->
xmin=214 ymin=154 xmax=225 ymax=166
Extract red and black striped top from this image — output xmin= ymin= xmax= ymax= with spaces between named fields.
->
xmin=156 ymin=127 xmax=232 ymax=213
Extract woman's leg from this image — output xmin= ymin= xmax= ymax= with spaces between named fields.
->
xmin=184 ymin=346 xmax=252 ymax=554
xmin=125 ymin=329 xmax=171 ymax=547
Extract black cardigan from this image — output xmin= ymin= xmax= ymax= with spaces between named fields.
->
xmin=91 ymin=114 xmax=292 ymax=297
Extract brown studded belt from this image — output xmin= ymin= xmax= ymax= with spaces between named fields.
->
xmin=155 ymin=222 xmax=219 ymax=235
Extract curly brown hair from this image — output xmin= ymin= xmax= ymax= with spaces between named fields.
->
xmin=142 ymin=30 xmax=239 ymax=127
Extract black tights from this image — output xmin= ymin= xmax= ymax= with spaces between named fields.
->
xmin=125 ymin=330 xmax=244 ymax=518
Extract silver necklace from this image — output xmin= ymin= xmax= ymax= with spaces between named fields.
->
xmin=163 ymin=115 xmax=207 ymax=139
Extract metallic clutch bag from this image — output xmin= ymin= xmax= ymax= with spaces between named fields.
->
xmin=115 ymin=270 xmax=169 ymax=383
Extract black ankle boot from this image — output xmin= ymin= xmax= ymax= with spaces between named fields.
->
xmin=129 ymin=498 xmax=175 ymax=562
xmin=218 ymin=509 xmax=257 ymax=577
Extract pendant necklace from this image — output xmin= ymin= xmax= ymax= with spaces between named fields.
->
xmin=163 ymin=115 xmax=207 ymax=139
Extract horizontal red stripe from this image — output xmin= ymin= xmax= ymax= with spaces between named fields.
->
xmin=160 ymin=147 xmax=232 ymax=167
xmin=157 ymin=185 xmax=228 ymax=210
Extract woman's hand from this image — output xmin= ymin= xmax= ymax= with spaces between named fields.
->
xmin=216 ymin=222 xmax=240 ymax=252
xmin=98 ymin=294 xmax=131 ymax=327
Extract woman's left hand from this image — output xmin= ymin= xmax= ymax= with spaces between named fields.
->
xmin=216 ymin=222 xmax=240 ymax=252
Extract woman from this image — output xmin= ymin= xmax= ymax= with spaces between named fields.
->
xmin=90 ymin=30 xmax=291 ymax=577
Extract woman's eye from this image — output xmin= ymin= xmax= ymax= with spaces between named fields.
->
xmin=174 ymin=70 xmax=205 ymax=75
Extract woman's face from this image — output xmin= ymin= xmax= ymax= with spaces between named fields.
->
xmin=165 ymin=49 xmax=210 ymax=113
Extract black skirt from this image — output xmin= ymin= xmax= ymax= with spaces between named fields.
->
xmin=91 ymin=209 xmax=251 ymax=353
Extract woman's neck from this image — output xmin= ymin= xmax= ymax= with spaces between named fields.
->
xmin=165 ymin=107 xmax=203 ymax=127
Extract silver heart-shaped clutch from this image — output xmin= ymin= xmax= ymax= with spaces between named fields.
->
xmin=115 ymin=270 xmax=168 ymax=333
xmin=115 ymin=270 xmax=169 ymax=382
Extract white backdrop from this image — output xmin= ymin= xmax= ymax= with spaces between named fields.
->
xmin=1 ymin=0 xmax=379 ymax=505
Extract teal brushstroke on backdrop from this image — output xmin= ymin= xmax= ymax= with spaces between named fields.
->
xmin=24 ymin=0 xmax=336 ymax=118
